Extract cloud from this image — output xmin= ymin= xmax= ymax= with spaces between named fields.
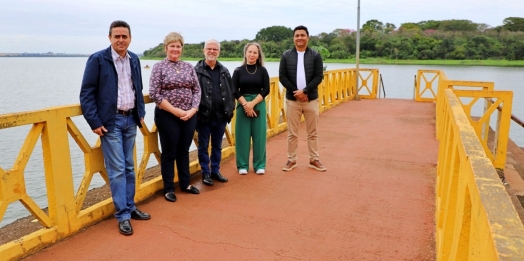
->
xmin=0 ymin=0 xmax=522 ymax=54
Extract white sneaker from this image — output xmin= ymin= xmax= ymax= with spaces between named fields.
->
xmin=255 ymin=169 xmax=265 ymax=175
xmin=238 ymin=169 xmax=248 ymax=175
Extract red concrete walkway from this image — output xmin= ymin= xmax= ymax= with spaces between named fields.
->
xmin=23 ymin=99 xmax=438 ymax=261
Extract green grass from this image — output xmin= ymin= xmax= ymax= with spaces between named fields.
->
xmin=141 ymin=57 xmax=524 ymax=67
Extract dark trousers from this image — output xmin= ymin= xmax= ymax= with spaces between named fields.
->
xmin=196 ymin=120 xmax=228 ymax=176
xmin=155 ymin=107 xmax=197 ymax=193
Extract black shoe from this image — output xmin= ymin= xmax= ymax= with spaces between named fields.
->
xmin=202 ymin=175 xmax=214 ymax=186
xmin=211 ymin=172 xmax=228 ymax=183
xmin=181 ymin=185 xmax=200 ymax=194
xmin=131 ymin=209 xmax=151 ymax=220
xmin=164 ymin=192 xmax=177 ymax=202
xmin=119 ymin=220 xmax=133 ymax=235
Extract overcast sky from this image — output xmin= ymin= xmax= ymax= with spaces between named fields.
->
xmin=1 ymin=0 xmax=522 ymax=55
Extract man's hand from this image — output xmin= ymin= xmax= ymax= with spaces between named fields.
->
xmin=293 ymin=90 xmax=309 ymax=102
xmin=93 ymin=126 xmax=108 ymax=136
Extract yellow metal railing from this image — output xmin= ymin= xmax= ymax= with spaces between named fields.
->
xmin=420 ymin=68 xmax=524 ymax=260
xmin=417 ymin=70 xmax=511 ymax=171
xmin=452 ymin=90 xmax=513 ymax=171
xmin=436 ymin=89 xmax=524 ymax=260
xmin=355 ymin=68 xmax=379 ymax=99
xmin=415 ymin=69 xmax=442 ymax=102
xmin=0 ymin=68 xmax=378 ymax=261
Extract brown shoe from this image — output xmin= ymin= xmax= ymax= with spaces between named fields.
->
xmin=282 ymin=161 xmax=297 ymax=171
xmin=308 ymin=159 xmax=326 ymax=171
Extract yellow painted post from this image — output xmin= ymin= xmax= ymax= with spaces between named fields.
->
xmin=371 ymin=69 xmax=379 ymax=99
xmin=40 ymin=108 xmax=78 ymax=233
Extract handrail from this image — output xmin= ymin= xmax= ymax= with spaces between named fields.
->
xmin=413 ymin=74 xmax=417 ymax=100
xmin=511 ymin=114 xmax=524 ymax=128
xmin=378 ymin=73 xmax=386 ymax=98
xmin=419 ymin=69 xmax=511 ymax=172
xmin=488 ymin=98 xmax=524 ymax=128
xmin=450 ymin=89 xmax=512 ymax=171
xmin=420 ymin=68 xmax=524 ymax=259
xmin=0 ymin=68 xmax=379 ymax=260
xmin=436 ymin=89 xmax=524 ymax=260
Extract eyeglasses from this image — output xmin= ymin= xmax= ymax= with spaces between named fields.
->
xmin=205 ymin=48 xmax=219 ymax=52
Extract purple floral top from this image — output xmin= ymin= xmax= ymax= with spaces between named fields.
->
xmin=149 ymin=59 xmax=201 ymax=110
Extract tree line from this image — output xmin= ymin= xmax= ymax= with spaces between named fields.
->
xmin=142 ymin=17 xmax=524 ymax=60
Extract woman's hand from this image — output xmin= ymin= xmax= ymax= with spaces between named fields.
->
xmin=171 ymin=107 xmax=186 ymax=118
xmin=243 ymin=102 xmax=257 ymax=117
xmin=242 ymin=101 xmax=253 ymax=110
xmin=180 ymin=108 xmax=197 ymax=121
xmin=159 ymin=100 xmax=189 ymax=119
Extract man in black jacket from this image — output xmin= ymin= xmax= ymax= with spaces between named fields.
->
xmin=194 ymin=39 xmax=235 ymax=186
xmin=279 ymin=25 xmax=326 ymax=172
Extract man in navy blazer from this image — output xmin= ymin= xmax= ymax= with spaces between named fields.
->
xmin=80 ymin=20 xmax=150 ymax=236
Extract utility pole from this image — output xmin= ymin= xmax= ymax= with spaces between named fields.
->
xmin=355 ymin=0 xmax=361 ymax=101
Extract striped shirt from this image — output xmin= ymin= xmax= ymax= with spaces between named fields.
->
xmin=111 ymin=48 xmax=135 ymax=111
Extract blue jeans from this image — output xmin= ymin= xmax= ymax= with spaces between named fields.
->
xmin=100 ymin=114 xmax=137 ymax=222
xmin=196 ymin=120 xmax=227 ymax=176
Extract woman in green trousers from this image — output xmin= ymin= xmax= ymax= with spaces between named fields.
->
xmin=232 ymin=42 xmax=270 ymax=174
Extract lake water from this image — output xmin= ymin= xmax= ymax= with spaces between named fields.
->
xmin=0 ymin=57 xmax=523 ymax=227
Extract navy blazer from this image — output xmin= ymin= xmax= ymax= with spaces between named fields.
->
xmin=80 ymin=46 xmax=145 ymax=131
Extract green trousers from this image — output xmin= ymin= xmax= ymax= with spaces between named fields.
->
xmin=235 ymin=94 xmax=267 ymax=171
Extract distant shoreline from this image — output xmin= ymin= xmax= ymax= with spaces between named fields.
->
xmin=3 ymin=55 xmax=523 ymax=67
xmin=140 ymin=57 xmax=524 ymax=67
xmin=0 ymin=53 xmax=89 ymax=57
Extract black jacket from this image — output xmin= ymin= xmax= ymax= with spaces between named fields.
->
xmin=194 ymin=60 xmax=235 ymax=122
xmin=278 ymin=47 xmax=323 ymax=101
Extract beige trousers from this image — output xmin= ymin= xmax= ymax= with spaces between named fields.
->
xmin=285 ymin=99 xmax=319 ymax=162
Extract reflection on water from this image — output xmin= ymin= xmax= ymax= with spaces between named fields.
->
xmin=0 ymin=58 xmax=523 ymax=227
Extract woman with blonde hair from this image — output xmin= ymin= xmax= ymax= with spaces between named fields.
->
xmin=232 ymin=42 xmax=270 ymax=175
xmin=149 ymin=32 xmax=201 ymax=202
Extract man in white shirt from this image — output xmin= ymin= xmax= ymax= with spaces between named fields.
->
xmin=279 ymin=25 xmax=326 ymax=172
